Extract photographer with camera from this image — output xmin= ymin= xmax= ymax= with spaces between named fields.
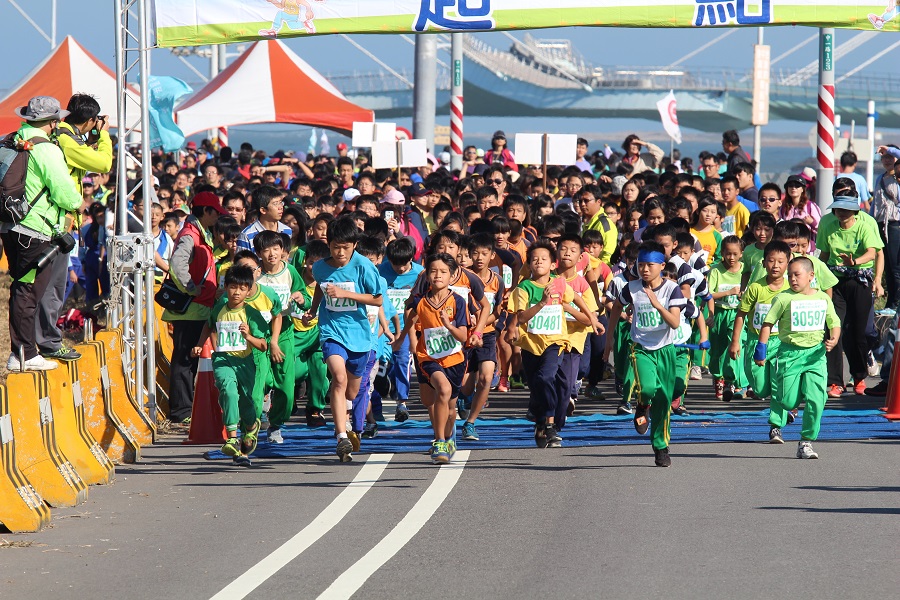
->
xmin=35 ymin=94 xmax=114 ymax=361
xmin=1 ymin=96 xmax=81 ymax=371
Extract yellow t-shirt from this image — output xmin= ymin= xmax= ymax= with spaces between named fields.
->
xmin=509 ymin=278 xmax=576 ymax=355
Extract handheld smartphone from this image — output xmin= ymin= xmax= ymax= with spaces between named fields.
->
xmin=385 ymin=210 xmax=394 ymax=220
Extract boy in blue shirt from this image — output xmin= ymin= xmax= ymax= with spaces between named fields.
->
xmin=303 ymin=216 xmax=384 ymax=462
xmin=379 ymin=237 xmax=424 ymax=422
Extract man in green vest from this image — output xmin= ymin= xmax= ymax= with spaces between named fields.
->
xmin=2 ymin=96 xmax=82 ymax=371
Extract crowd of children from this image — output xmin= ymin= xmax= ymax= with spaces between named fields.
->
xmin=108 ymin=136 xmax=879 ymax=468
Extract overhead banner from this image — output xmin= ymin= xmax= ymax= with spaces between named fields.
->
xmin=153 ymin=1 xmax=900 ymax=47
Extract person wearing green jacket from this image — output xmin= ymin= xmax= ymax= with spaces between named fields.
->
xmin=35 ymin=94 xmax=113 ymax=362
xmin=1 ymin=96 xmax=81 ymax=371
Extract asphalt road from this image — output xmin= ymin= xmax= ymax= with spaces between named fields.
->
xmin=2 ymin=377 xmax=898 ymax=600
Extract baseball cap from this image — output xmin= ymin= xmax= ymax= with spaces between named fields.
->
xmin=382 ymin=189 xmax=406 ymax=205
xmin=342 ymin=188 xmax=361 ymax=203
xmin=186 ymin=141 xmax=197 ymax=151
xmin=492 ymin=130 xmax=506 ymax=140
xmin=410 ymin=182 xmax=432 ymax=197
xmin=191 ymin=191 xmax=228 ymax=215
xmin=439 ymin=151 xmax=451 ymax=165
xmin=785 ymin=174 xmax=807 ymax=188
xmin=800 ymin=167 xmax=817 ymax=181
xmin=337 ymin=142 xmax=348 ymax=151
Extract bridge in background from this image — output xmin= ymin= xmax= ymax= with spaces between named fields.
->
xmin=326 ymin=33 xmax=900 ymax=132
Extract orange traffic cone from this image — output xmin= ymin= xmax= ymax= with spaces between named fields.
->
xmin=183 ymin=340 xmax=227 ymax=445
xmin=881 ymin=313 xmax=900 ymax=421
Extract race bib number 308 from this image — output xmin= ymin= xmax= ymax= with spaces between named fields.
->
xmin=752 ymin=303 xmax=778 ymax=333
xmin=790 ymin=300 xmax=827 ymax=332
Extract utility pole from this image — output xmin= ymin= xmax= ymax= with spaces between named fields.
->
xmin=51 ymin=0 xmax=56 ymax=47
xmin=816 ymin=28 xmax=836 ymax=212
xmin=450 ymin=33 xmax=464 ymax=171
xmin=413 ymin=35 xmax=437 ymax=153
xmin=867 ymin=100 xmax=876 ymax=193
xmin=752 ymin=27 xmax=767 ymax=171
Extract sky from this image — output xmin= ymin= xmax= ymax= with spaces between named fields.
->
xmin=2 ymin=0 xmax=899 ymax=160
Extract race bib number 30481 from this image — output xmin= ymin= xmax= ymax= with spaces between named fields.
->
xmin=527 ymin=304 xmax=563 ymax=335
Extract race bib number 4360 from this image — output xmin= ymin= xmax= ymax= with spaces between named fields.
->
xmin=790 ymin=300 xmax=827 ymax=332
xmin=324 ymin=281 xmax=357 ymax=312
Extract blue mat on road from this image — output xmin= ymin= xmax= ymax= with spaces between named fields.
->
xmin=203 ymin=410 xmax=900 ymax=460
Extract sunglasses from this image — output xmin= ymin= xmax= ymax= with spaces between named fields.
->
xmin=759 ymin=197 xmax=779 ymax=203
xmin=490 ymin=179 xmax=504 ymax=185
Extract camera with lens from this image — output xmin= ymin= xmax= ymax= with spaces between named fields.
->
xmin=37 ymin=231 xmax=77 ymax=270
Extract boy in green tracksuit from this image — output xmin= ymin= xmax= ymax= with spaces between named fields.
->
xmin=729 ymin=241 xmax=790 ymax=401
xmin=605 ymin=241 xmax=686 ymax=467
xmin=294 ymin=240 xmax=330 ymax=427
xmin=254 ymin=230 xmax=304 ymax=443
xmin=603 ymin=243 xmax=639 ymax=414
xmin=756 ymin=256 xmax=841 ymax=459
xmin=192 ymin=265 xmax=270 ymax=467
xmin=708 ymin=235 xmax=749 ymax=401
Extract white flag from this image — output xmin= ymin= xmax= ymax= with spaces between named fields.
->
xmin=656 ymin=90 xmax=683 ymax=145
xmin=319 ymin=131 xmax=330 ymax=157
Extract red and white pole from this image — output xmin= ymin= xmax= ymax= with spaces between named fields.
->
xmin=816 ymin=28 xmax=835 ymax=212
xmin=450 ymin=33 xmax=464 ymax=172
xmin=217 ymin=126 xmax=229 ymax=150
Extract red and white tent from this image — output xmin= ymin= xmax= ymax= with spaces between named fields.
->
xmin=176 ymin=40 xmax=372 ymax=136
xmin=0 ymin=36 xmax=136 ymax=135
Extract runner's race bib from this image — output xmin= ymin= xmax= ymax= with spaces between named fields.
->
xmin=366 ymin=304 xmax=380 ymax=334
xmin=718 ymin=284 xmax=740 ymax=309
xmin=423 ymin=326 xmax=462 ymax=359
xmin=484 ymin=291 xmax=496 ymax=310
xmin=752 ymin=303 xmax=778 ymax=333
xmin=673 ymin=318 xmax=692 ymax=345
xmin=527 ymin=304 xmax=563 ymax=335
xmin=502 ymin=265 xmax=513 ymax=288
xmin=323 ymin=281 xmax=357 ymax=312
xmin=722 ymin=215 xmax=736 ymax=235
xmin=387 ymin=288 xmax=411 ymax=314
xmin=216 ymin=321 xmax=247 ymax=352
xmin=268 ymin=283 xmax=291 ymax=315
xmin=449 ymin=285 xmax=469 ymax=301
xmin=634 ymin=302 xmax=665 ymax=331
xmin=565 ymin=291 xmax=582 ymax=322
xmin=790 ymin=300 xmax=827 ymax=332
xmin=260 ymin=310 xmax=272 ymax=323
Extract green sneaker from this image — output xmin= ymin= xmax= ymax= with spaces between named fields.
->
xmin=510 ymin=375 xmax=525 ymax=389
xmin=240 ymin=419 xmax=261 ymax=456
xmin=432 ymin=441 xmax=450 ymax=464
xmin=446 ymin=438 xmax=457 ymax=459
xmin=221 ymin=437 xmax=240 ymax=458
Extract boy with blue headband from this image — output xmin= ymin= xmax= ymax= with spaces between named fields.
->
xmin=605 ymin=241 xmax=686 ymax=467
xmin=756 ymin=256 xmax=840 ymax=458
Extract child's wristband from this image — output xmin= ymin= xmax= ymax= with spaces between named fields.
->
xmin=471 ymin=330 xmax=483 ymax=338
xmin=753 ymin=342 xmax=767 ymax=361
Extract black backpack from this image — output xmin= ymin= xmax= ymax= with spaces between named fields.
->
xmin=0 ymin=133 xmax=50 ymax=224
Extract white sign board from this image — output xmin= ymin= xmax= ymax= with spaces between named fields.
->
xmin=352 ymin=122 xmax=397 ymax=148
xmin=370 ymin=138 xmax=430 ymax=169
xmin=515 ymin=133 xmax=577 ymax=166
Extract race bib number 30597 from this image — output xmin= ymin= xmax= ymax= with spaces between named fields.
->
xmin=790 ymin=300 xmax=827 ymax=332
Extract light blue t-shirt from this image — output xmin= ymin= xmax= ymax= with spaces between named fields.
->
xmin=378 ymin=261 xmax=424 ymax=331
xmin=371 ymin=276 xmax=398 ymax=362
xmin=313 ymin=251 xmax=383 ymax=353
xmin=842 ymin=171 xmax=871 ymax=203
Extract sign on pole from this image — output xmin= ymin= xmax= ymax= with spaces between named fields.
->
xmin=751 ymin=44 xmax=770 ymax=126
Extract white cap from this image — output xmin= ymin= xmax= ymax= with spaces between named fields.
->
xmin=342 ymin=188 xmax=361 ymax=202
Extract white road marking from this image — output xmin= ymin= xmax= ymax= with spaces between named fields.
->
xmin=317 ymin=450 xmax=471 ymax=600
xmin=209 ymin=454 xmax=394 ymax=600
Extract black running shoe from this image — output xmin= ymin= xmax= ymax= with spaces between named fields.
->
xmin=654 ymin=447 xmax=671 ymax=467
xmin=534 ymin=425 xmax=548 ymax=448
xmin=545 ymin=425 xmax=562 ymax=448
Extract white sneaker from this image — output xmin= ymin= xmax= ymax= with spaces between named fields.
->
xmin=867 ymin=351 xmax=880 ymax=377
xmin=689 ymin=365 xmax=703 ymax=381
xmin=266 ymin=427 xmax=284 ymax=444
xmin=796 ymin=441 xmax=819 ymax=459
xmin=7 ymin=354 xmax=58 ymax=371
